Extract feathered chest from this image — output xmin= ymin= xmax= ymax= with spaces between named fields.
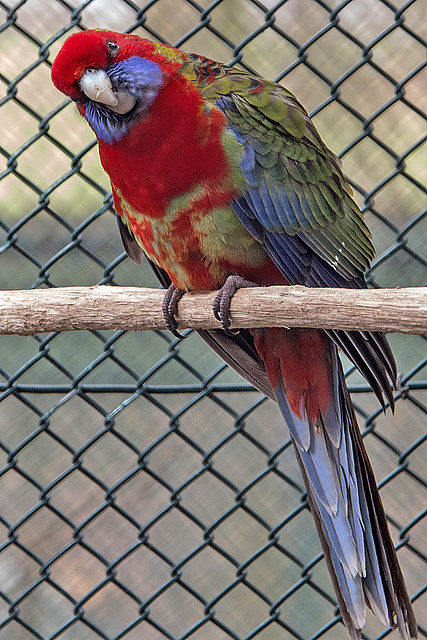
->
xmin=98 ymin=78 xmax=242 ymax=215
xmin=99 ymin=79 xmax=269 ymax=289
xmin=113 ymin=175 xmax=268 ymax=290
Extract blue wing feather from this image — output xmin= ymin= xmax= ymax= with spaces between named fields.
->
xmin=211 ymin=96 xmax=406 ymax=636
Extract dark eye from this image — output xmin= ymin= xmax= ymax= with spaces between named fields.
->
xmin=106 ymin=41 xmax=119 ymax=54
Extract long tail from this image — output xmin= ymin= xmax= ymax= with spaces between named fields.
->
xmin=134 ymin=244 xmax=417 ymax=638
xmin=254 ymin=327 xmax=417 ymax=640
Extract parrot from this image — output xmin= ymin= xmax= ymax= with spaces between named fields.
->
xmin=51 ymin=30 xmax=417 ymax=640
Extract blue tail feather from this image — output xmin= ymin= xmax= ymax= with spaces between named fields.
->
xmin=274 ymin=342 xmax=397 ymax=636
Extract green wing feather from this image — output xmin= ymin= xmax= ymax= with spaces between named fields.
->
xmin=183 ymin=55 xmax=374 ymax=283
xmin=180 ymin=54 xmax=396 ymax=412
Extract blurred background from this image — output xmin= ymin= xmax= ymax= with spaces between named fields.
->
xmin=0 ymin=1 xmax=425 ymax=639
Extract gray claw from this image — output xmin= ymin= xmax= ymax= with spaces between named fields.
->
xmin=213 ymin=275 xmax=258 ymax=333
xmin=162 ymin=284 xmax=185 ymax=339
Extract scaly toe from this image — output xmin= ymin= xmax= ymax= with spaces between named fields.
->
xmin=213 ymin=275 xmax=258 ymax=332
xmin=162 ymin=284 xmax=185 ymax=338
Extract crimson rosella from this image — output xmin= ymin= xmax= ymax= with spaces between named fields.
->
xmin=51 ymin=30 xmax=417 ymax=639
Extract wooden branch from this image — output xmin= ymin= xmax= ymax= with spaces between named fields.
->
xmin=0 ymin=285 xmax=425 ymax=337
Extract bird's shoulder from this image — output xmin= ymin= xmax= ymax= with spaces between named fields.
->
xmin=181 ymin=54 xmax=332 ymax=159
xmin=179 ymin=53 xmax=374 ymax=281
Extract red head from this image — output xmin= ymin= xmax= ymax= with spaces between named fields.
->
xmin=51 ymin=30 xmax=187 ymax=144
xmin=51 ymin=29 xmax=230 ymax=212
xmin=51 ymin=30 xmax=184 ymax=101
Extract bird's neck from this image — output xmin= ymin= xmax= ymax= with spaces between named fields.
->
xmin=98 ymin=77 xmax=234 ymax=217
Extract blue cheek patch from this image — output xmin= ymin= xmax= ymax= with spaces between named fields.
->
xmin=85 ymin=102 xmax=129 ymax=144
xmin=84 ymin=57 xmax=164 ymax=144
xmin=109 ymin=57 xmax=164 ymax=96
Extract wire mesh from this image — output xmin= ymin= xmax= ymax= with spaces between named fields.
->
xmin=0 ymin=1 xmax=426 ymax=639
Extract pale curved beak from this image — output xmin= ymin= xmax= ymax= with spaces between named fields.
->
xmin=80 ymin=68 xmax=137 ymax=114
xmin=80 ymin=69 xmax=119 ymax=107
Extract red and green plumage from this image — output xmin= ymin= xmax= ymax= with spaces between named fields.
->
xmin=52 ymin=31 xmax=417 ymax=639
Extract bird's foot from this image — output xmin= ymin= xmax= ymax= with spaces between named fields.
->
xmin=213 ymin=275 xmax=258 ymax=334
xmin=162 ymin=284 xmax=185 ymax=339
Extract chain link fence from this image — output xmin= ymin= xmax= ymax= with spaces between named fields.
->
xmin=0 ymin=1 xmax=426 ymax=639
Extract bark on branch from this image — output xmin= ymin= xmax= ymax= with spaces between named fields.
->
xmin=0 ymin=285 xmax=425 ymax=336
